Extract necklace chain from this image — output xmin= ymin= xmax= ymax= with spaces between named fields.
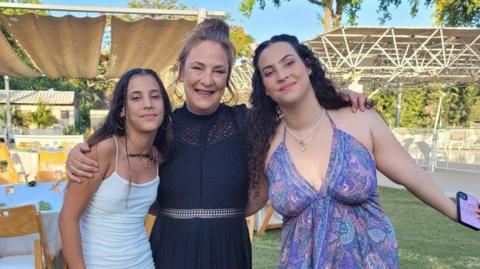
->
xmin=284 ymin=109 xmax=326 ymax=152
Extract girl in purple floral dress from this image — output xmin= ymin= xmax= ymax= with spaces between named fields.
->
xmin=247 ymin=34 xmax=479 ymax=268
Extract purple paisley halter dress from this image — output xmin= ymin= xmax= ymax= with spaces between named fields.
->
xmin=267 ymin=112 xmax=399 ymax=269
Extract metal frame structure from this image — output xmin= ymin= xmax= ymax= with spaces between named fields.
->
xmin=305 ymin=27 xmax=480 ymax=87
xmin=0 ymin=2 xmax=226 ymax=21
xmin=230 ymin=62 xmax=254 ymax=93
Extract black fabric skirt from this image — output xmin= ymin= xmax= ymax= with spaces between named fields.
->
xmin=149 ymin=215 xmax=252 ymax=269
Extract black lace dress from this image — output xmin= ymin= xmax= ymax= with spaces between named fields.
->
xmin=149 ymin=103 xmax=252 ymax=269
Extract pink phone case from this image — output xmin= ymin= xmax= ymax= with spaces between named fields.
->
xmin=457 ymin=191 xmax=480 ymax=231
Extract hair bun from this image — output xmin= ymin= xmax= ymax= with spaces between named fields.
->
xmin=196 ymin=18 xmax=229 ymax=37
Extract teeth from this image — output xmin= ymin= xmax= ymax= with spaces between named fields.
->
xmin=196 ymin=89 xmax=214 ymax=95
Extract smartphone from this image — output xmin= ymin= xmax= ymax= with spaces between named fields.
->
xmin=456 ymin=191 xmax=480 ymax=231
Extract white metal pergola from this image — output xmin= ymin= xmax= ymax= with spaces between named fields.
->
xmin=307 ymin=27 xmax=480 ymax=171
xmin=305 ymin=27 xmax=480 ymax=89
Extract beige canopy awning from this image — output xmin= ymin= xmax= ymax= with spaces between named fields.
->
xmin=0 ymin=13 xmax=106 ymax=78
xmin=0 ymin=29 xmax=41 ymax=77
xmin=0 ymin=2 xmax=227 ymax=79
xmin=105 ymin=17 xmax=196 ymax=79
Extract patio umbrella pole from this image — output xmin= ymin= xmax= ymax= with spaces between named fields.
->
xmin=3 ymin=75 xmax=13 ymax=148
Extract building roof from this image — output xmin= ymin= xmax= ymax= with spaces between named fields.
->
xmin=0 ymin=90 xmax=75 ymax=105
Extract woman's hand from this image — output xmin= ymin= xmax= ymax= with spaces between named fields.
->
xmin=339 ymin=89 xmax=375 ymax=112
xmin=66 ymin=143 xmax=98 ymax=183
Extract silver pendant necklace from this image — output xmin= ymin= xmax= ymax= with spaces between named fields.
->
xmin=284 ymin=109 xmax=326 ymax=151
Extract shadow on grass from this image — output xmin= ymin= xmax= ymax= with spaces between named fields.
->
xmin=252 ymin=187 xmax=480 ymax=269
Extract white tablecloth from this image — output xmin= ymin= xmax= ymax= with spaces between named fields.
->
xmin=0 ymin=182 xmax=66 ymax=257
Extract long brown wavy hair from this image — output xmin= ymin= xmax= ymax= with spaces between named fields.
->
xmin=247 ymin=34 xmax=351 ymax=190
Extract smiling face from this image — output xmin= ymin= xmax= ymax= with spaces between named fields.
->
xmin=124 ymin=74 xmax=165 ymax=133
xmin=180 ymin=40 xmax=228 ymax=115
xmin=257 ymin=42 xmax=314 ymax=107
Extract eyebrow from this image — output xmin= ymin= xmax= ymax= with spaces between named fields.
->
xmin=129 ymin=89 xmax=160 ymax=95
xmin=261 ymin=54 xmax=295 ymax=73
xmin=190 ymin=61 xmax=227 ymax=69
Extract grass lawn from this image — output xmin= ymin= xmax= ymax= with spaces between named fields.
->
xmin=252 ymin=187 xmax=480 ymax=269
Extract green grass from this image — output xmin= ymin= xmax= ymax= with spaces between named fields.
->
xmin=252 ymin=187 xmax=480 ymax=269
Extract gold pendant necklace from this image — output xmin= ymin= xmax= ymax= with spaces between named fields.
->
xmin=284 ymin=109 xmax=326 ymax=152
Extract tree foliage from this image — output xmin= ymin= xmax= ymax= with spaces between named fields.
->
xmin=371 ymin=84 xmax=480 ymax=128
xmin=230 ymin=26 xmax=255 ymax=59
xmin=378 ymin=0 xmax=480 ymax=27
xmin=239 ymin=0 xmax=480 ymax=32
xmin=0 ymin=0 xmax=48 ymax=15
xmin=122 ymin=0 xmax=190 ymax=20
xmin=24 ymin=102 xmax=57 ymax=129
xmin=239 ymin=0 xmax=362 ymax=32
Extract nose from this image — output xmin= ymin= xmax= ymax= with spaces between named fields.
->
xmin=276 ymin=67 xmax=288 ymax=82
xmin=143 ymin=96 xmax=153 ymax=108
xmin=200 ymin=70 xmax=214 ymax=87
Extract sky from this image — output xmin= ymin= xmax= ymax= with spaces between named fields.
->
xmin=37 ymin=0 xmax=435 ymax=42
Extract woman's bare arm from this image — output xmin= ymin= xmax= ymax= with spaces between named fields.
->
xmin=59 ymin=139 xmax=113 ymax=269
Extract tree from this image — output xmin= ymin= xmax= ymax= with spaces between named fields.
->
xmin=122 ymin=0 xmax=190 ymax=20
xmin=378 ymin=0 xmax=480 ymax=27
xmin=0 ymin=107 xmax=27 ymax=127
xmin=240 ymin=0 xmax=480 ymax=32
xmin=230 ymin=26 xmax=255 ymax=59
xmin=239 ymin=0 xmax=362 ymax=32
xmin=0 ymin=0 xmax=48 ymax=15
xmin=25 ymin=102 xmax=57 ymax=129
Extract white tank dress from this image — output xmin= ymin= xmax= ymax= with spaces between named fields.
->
xmin=79 ymin=136 xmax=159 ymax=269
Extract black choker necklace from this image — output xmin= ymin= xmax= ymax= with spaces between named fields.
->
xmin=127 ymin=153 xmax=156 ymax=163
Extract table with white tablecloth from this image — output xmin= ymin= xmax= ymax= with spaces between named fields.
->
xmin=0 ymin=182 xmax=66 ymax=258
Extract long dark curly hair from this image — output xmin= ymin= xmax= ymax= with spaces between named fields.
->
xmin=248 ymin=34 xmax=351 ymax=189
xmin=88 ymin=68 xmax=173 ymax=160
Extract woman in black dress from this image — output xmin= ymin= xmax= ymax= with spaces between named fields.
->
xmin=66 ymin=19 xmax=369 ymax=269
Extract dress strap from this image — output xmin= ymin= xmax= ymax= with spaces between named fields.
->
xmin=113 ymin=136 xmax=119 ymax=173
xmin=325 ymin=110 xmax=337 ymax=130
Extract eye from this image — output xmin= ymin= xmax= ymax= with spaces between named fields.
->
xmin=263 ymin=70 xmax=273 ymax=77
xmin=151 ymin=94 xmax=162 ymax=100
xmin=285 ymin=60 xmax=294 ymax=67
xmin=214 ymin=69 xmax=226 ymax=74
xmin=130 ymin=95 xmax=140 ymax=101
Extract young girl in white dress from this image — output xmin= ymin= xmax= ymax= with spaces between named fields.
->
xmin=59 ymin=68 xmax=173 ymax=269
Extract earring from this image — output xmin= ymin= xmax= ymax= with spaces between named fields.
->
xmin=276 ymin=106 xmax=284 ymax=119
